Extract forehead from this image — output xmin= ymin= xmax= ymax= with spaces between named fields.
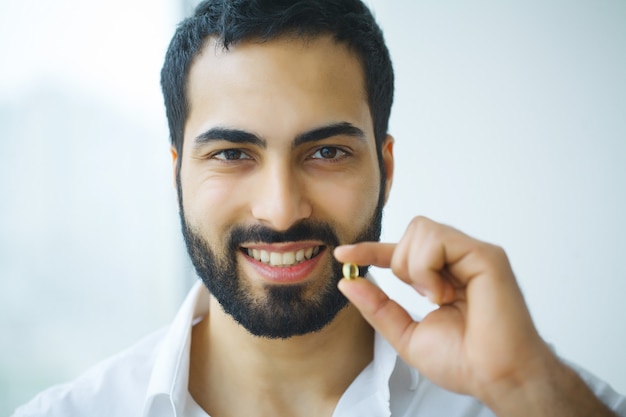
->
xmin=184 ymin=35 xmax=372 ymax=144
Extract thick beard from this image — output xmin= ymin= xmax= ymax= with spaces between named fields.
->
xmin=177 ymin=175 xmax=384 ymax=339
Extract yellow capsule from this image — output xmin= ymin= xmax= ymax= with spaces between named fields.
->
xmin=342 ymin=262 xmax=359 ymax=280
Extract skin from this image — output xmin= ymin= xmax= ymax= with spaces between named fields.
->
xmin=173 ymin=35 xmax=393 ymax=417
xmin=172 ymin=35 xmax=616 ymax=417
xmin=335 ymin=219 xmax=617 ymax=416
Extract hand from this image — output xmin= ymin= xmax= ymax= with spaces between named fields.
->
xmin=334 ymin=216 xmax=554 ymax=405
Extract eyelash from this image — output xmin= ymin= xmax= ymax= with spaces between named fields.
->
xmin=207 ymin=146 xmax=351 ymax=163
xmin=309 ymin=146 xmax=350 ymax=161
xmin=210 ymin=149 xmax=253 ymax=161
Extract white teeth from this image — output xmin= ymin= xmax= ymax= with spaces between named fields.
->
xmin=269 ymin=252 xmax=282 ymax=266
xmin=282 ymin=252 xmax=295 ymax=265
xmin=245 ymin=246 xmax=321 ymax=267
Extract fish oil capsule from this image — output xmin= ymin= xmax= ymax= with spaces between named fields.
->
xmin=342 ymin=262 xmax=359 ymax=280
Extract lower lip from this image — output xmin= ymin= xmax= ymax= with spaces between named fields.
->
xmin=242 ymin=250 xmax=325 ymax=284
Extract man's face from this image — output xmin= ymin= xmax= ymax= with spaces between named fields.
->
xmin=173 ymin=35 xmax=394 ymax=339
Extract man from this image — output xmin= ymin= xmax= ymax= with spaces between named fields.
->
xmin=13 ymin=0 xmax=626 ymax=416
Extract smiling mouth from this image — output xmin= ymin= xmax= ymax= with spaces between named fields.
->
xmin=242 ymin=246 xmax=323 ymax=267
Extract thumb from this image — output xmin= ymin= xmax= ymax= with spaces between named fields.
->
xmin=338 ymin=277 xmax=418 ymax=359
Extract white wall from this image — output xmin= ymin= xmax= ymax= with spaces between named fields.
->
xmin=0 ymin=1 xmax=189 ymax=414
xmin=365 ymin=0 xmax=626 ymax=395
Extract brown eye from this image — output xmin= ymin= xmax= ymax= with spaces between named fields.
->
xmin=320 ymin=147 xmax=337 ymax=159
xmin=311 ymin=146 xmax=346 ymax=160
xmin=213 ymin=149 xmax=250 ymax=161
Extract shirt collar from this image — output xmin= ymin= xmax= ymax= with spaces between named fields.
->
xmin=333 ymin=271 xmax=399 ymax=416
xmin=141 ymin=278 xmax=401 ymax=417
xmin=331 ymin=332 xmax=398 ymax=417
xmin=142 ymin=281 xmax=210 ymax=417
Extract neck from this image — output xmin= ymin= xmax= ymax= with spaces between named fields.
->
xmin=189 ymin=295 xmax=374 ymax=417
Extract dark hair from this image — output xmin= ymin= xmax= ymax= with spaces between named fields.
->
xmin=161 ymin=0 xmax=394 ymax=170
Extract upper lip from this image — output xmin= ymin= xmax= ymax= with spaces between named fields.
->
xmin=240 ymin=241 xmax=324 ymax=252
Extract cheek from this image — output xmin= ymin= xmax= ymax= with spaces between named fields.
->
xmin=310 ymin=169 xmax=381 ymax=235
xmin=180 ymin=171 xmax=244 ymax=234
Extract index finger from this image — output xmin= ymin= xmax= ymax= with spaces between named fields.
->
xmin=334 ymin=242 xmax=397 ymax=268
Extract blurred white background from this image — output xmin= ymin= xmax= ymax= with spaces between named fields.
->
xmin=1 ymin=0 xmax=625 ymax=415
xmin=0 ymin=0 xmax=191 ymax=413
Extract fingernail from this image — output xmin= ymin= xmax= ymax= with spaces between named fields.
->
xmin=415 ymin=285 xmax=440 ymax=304
xmin=414 ymin=285 xmax=431 ymax=299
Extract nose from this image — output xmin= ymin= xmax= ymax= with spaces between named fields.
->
xmin=250 ymin=162 xmax=312 ymax=231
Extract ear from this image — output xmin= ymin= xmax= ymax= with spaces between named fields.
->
xmin=170 ymin=146 xmax=179 ymax=189
xmin=381 ymin=135 xmax=394 ymax=205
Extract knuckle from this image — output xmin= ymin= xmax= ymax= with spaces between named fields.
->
xmin=390 ymin=257 xmax=408 ymax=280
xmin=408 ymin=215 xmax=430 ymax=232
xmin=473 ymin=242 xmax=511 ymax=270
xmin=481 ymin=243 xmax=507 ymax=260
xmin=491 ymin=244 xmax=507 ymax=258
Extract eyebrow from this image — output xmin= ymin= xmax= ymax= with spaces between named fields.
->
xmin=194 ymin=128 xmax=266 ymax=148
xmin=193 ymin=122 xmax=366 ymax=148
xmin=293 ymin=122 xmax=366 ymax=146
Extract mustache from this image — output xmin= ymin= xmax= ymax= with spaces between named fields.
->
xmin=227 ymin=221 xmax=341 ymax=251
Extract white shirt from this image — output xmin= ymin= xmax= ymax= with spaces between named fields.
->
xmin=12 ymin=282 xmax=626 ymax=417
